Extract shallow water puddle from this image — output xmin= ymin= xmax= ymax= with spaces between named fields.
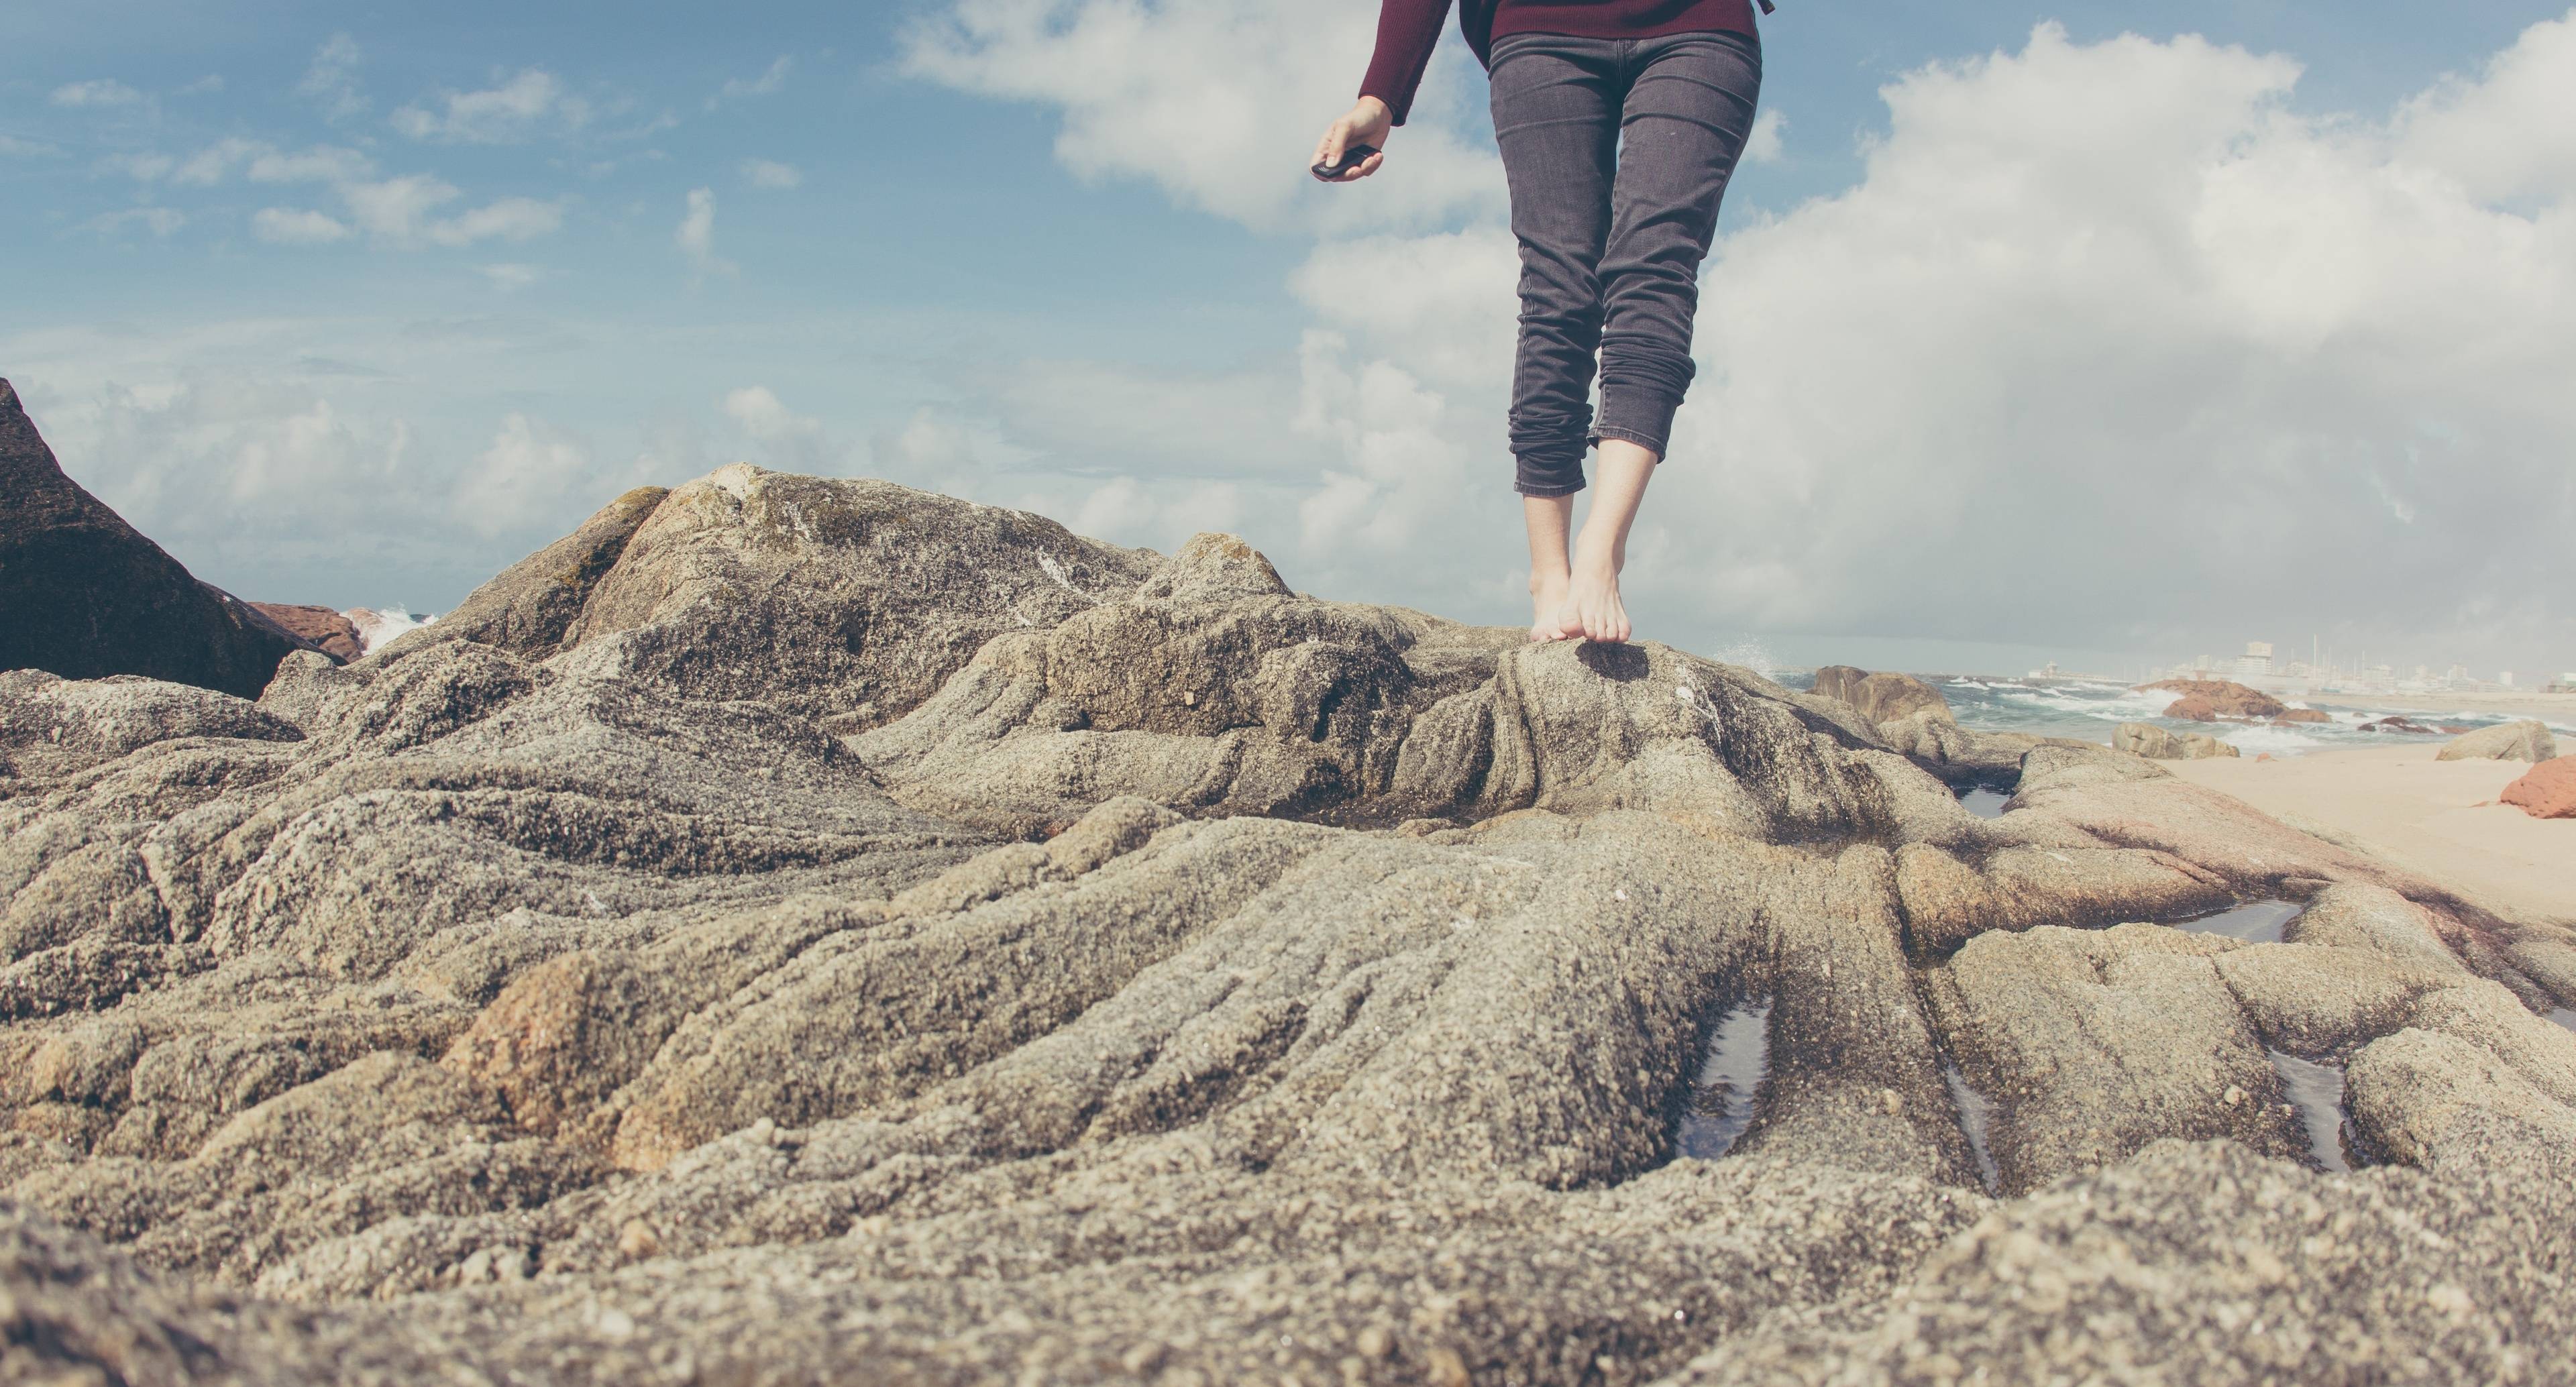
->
xmin=2267 ymin=1049 xmax=2353 ymax=1173
xmin=1676 ymin=999 xmax=1770 ymax=1160
xmin=2169 ymin=900 xmax=2302 ymax=945
xmin=1954 ymin=787 xmax=2010 ymax=820
xmin=1939 ymin=1059 xmax=2002 ymax=1194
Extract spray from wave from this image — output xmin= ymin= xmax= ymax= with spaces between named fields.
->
xmin=347 ymin=607 xmax=437 ymax=655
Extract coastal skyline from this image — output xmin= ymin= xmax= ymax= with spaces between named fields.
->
xmin=7 ymin=1 xmax=2573 ymax=677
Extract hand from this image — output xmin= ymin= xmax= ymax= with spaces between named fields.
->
xmin=1313 ymin=97 xmax=1392 ymax=182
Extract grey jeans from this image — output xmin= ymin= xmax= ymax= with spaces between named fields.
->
xmin=1489 ymin=30 xmax=1763 ymax=496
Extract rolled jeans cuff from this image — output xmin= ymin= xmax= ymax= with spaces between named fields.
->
xmin=1591 ymin=388 xmax=1680 ymax=459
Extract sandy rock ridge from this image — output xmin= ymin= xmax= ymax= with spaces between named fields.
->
xmin=4 ymin=465 xmax=2575 ymax=1386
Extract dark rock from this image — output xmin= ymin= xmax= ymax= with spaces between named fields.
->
xmin=0 ymin=379 xmax=315 ymax=698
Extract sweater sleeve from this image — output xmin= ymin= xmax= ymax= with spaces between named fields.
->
xmin=1357 ymin=0 xmax=1454 ymax=127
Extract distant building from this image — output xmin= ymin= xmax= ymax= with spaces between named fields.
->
xmin=2500 ymin=671 xmax=2516 ymax=687
xmin=2233 ymin=641 xmax=2273 ymax=679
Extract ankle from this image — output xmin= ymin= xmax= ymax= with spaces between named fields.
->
xmin=1529 ymin=566 xmax=1570 ymax=594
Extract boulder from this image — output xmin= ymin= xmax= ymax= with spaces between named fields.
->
xmin=1809 ymin=665 xmax=1954 ymax=726
xmin=2435 ymin=719 xmax=2557 ymax=763
xmin=376 ymin=464 xmax=1158 ymax=729
xmin=2272 ymin=708 xmax=2330 ymax=725
xmin=2500 ymin=757 xmax=2576 ymax=819
xmin=2163 ymin=695 xmax=2220 ymax=721
xmin=248 ymin=604 xmax=362 ymax=662
xmin=0 ymin=379 xmax=315 ymax=698
xmin=2114 ymin=720 xmax=2239 ymax=760
xmin=2138 ymin=679 xmax=2286 ymax=721
xmin=7 ymin=467 xmax=2574 ymax=1387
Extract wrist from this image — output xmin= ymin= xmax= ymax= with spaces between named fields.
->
xmin=1356 ymin=95 xmax=1392 ymax=123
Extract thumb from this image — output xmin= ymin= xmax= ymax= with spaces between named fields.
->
xmin=1320 ymin=122 xmax=1346 ymax=167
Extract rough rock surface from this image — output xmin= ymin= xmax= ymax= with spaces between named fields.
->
xmin=1809 ymin=665 xmax=2091 ymax=789
xmin=2114 ymin=720 xmax=2239 ymax=760
xmin=0 ymin=379 xmax=315 ymax=698
xmin=2437 ymin=719 xmax=2558 ymax=763
xmin=246 ymin=604 xmax=362 ymax=663
xmin=2500 ymin=757 xmax=2576 ymax=820
xmin=7 ymin=469 xmax=2575 ymax=1386
xmin=2141 ymin=678 xmax=2287 ymax=722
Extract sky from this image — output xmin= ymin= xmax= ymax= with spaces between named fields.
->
xmin=6 ymin=0 xmax=2574 ymax=680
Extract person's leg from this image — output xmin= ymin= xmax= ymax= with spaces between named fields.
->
xmin=1489 ymin=34 xmax=1621 ymax=640
xmin=1564 ymin=33 xmax=1764 ymax=643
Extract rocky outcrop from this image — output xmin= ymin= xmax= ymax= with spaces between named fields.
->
xmin=0 ymin=379 xmax=315 ymax=698
xmin=1807 ymin=664 xmax=2086 ymax=788
xmin=2140 ymin=679 xmax=2286 ymax=722
xmin=2114 ymin=720 xmax=2239 ymax=760
xmin=1810 ymin=666 xmax=1950 ymax=726
xmin=374 ymin=465 xmax=1157 ymax=730
xmin=2436 ymin=719 xmax=2557 ymax=763
xmin=2501 ymin=757 xmax=2576 ymax=819
xmin=246 ymin=604 xmax=361 ymax=662
xmin=7 ymin=468 xmax=2575 ymax=1387
xmin=2272 ymin=707 xmax=2329 ymax=725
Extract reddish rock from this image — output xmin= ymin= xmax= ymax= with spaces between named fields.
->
xmin=2500 ymin=757 xmax=2576 ymax=820
xmin=2273 ymin=709 xmax=2330 ymax=725
xmin=2139 ymin=679 xmax=2286 ymax=721
xmin=2359 ymin=716 xmax=2440 ymax=735
xmin=2165 ymin=696 xmax=2220 ymax=722
xmin=250 ymin=603 xmax=361 ymax=661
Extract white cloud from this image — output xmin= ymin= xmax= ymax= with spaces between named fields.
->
xmin=177 ymin=75 xmax=225 ymax=97
xmin=480 ymin=262 xmax=543 ymax=290
xmin=101 ymin=152 xmax=176 ymax=181
xmin=906 ymin=4 xmax=2576 ymax=663
xmin=903 ymin=0 xmax=1502 ymax=232
xmin=715 ymin=55 xmax=794 ymax=106
xmin=392 ymin=68 xmax=588 ymax=143
xmin=1 ymin=134 xmax=65 ymax=158
xmin=52 ymin=79 xmax=144 ymax=108
xmin=2395 ymin=10 xmax=2576 ymax=205
xmin=456 ymin=412 xmax=594 ymax=537
xmin=174 ymin=137 xmax=268 ymax=186
xmin=1744 ymin=107 xmax=1787 ymax=164
xmin=339 ymin=175 xmax=564 ymax=247
xmin=249 ymin=145 xmax=375 ymax=182
xmin=300 ymin=34 xmax=366 ymax=121
xmin=741 ymin=158 xmax=803 ymax=189
xmin=676 ymin=187 xmax=734 ymax=274
xmin=252 ymin=208 xmax=352 ymax=245
xmin=82 ymin=207 xmax=185 ymax=237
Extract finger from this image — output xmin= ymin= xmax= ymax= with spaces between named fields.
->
xmin=1320 ymin=123 xmax=1347 ymax=167
xmin=1355 ymin=151 xmax=1385 ymax=179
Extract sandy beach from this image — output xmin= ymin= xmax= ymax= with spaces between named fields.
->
xmin=2164 ymin=744 xmax=2573 ymax=926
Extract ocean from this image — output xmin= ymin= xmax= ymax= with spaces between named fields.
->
xmin=1777 ymin=672 xmax=2575 ymax=758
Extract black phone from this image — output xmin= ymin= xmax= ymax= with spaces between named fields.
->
xmin=1311 ymin=144 xmax=1380 ymax=182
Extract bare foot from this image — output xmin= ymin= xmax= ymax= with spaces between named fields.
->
xmin=1562 ymin=533 xmax=1631 ymax=643
xmin=1528 ymin=569 xmax=1576 ymax=642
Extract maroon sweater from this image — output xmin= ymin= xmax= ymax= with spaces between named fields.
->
xmin=1360 ymin=0 xmax=1760 ymax=125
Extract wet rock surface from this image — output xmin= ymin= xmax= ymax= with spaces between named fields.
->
xmin=6 ymin=469 xmax=2575 ymax=1386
